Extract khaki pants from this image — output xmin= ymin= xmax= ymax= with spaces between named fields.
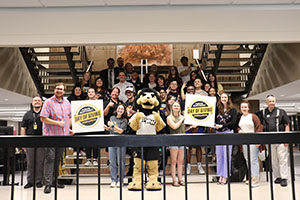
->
xmin=270 ymin=144 xmax=289 ymax=179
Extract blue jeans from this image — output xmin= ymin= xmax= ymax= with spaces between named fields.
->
xmin=243 ymin=145 xmax=260 ymax=177
xmin=109 ymin=147 xmax=126 ymax=183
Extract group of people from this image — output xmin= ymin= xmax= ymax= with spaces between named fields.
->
xmin=20 ymin=56 xmax=291 ymax=194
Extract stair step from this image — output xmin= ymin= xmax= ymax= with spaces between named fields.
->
xmin=223 ymin=87 xmax=246 ymax=92
xmin=205 ymin=66 xmax=249 ymax=70
xmin=33 ymin=52 xmax=80 ymax=56
xmin=208 ymin=58 xmax=252 ymax=62
xmin=43 ymin=83 xmax=74 ymax=87
xmin=216 ymin=73 xmax=250 ymax=77
xmin=219 ymin=80 xmax=246 ymax=84
xmin=209 ymin=49 xmax=255 ymax=54
xmin=62 ymin=164 xmax=109 ymax=169
xmin=43 ymin=68 xmax=83 ymax=71
xmin=40 ymin=76 xmax=74 ymax=79
xmin=35 ymin=60 xmax=81 ymax=64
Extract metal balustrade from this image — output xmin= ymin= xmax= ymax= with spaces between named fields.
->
xmin=0 ymin=127 xmax=299 ymax=200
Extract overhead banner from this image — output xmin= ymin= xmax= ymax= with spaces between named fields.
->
xmin=71 ymin=100 xmax=104 ymax=133
xmin=184 ymin=94 xmax=216 ymax=127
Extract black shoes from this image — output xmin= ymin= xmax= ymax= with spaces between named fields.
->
xmin=52 ymin=183 xmax=65 ymax=189
xmin=36 ymin=182 xmax=43 ymax=188
xmin=280 ymin=179 xmax=288 ymax=187
xmin=24 ymin=183 xmax=33 ymax=189
xmin=44 ymin=185 xmax=51 ymax=194
xmin=274 ymin=178 xmax=282 ymax=184
xmin=274 ymin=178 xmax=288 ymax=187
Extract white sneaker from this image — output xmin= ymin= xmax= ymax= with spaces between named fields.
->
xmin=84 ymin=160 xmax=92 ymax=166
xmin=198 ymin=163 xmax=205 ymax=175
xmin=93 ymin=160 xmax=98 ymax=166
xmin=251 ymin=177 xmax=259 ymax=188
xmin=110 ymin=182 xmax=117 ymax=188
xmin=186 ymin=164 xmax=191 ymax=175
xmin=80 ymin=151 xmax=86 ymax=157
xmin=116 ymin=182 xmax=120 ymax=188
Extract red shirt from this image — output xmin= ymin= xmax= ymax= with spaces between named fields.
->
xmin=40 ymin=95 xmax=71 ymax=136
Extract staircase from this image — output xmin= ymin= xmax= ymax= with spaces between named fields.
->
xmin=20 ymin=46 xmax=91 ymax=97
xmin=203 ymin=44 xmax=268 ymax=98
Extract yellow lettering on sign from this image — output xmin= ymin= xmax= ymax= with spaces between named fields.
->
xmin=74 ymin=110 xmax=102 ymax=123
xmin=187 ymin=107 xmax=213 ymax=115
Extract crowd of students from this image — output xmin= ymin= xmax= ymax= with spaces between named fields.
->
xmin=21 ymin=56 xmax=291 ymax=192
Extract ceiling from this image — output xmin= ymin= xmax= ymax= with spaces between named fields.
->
xmin=248 ymin=79 xmax=300 ymax=115
xmin=248 ymin=79 xmax=300 ymax=101
xmin=0 ymin=0 xmax=299 ymax=7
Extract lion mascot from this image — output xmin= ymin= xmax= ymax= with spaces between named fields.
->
xmin=128 ymin=88 xmax=165 ymax=191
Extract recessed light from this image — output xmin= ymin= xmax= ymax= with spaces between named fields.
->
xmin=280 ymin=94 xmax=285 ymax=97
xmin=4 ymin=99 xmax=8 ymax=101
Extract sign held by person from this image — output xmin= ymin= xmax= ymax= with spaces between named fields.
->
xmin=72 ymin=100 xmax=104 ymax=133
xmin=184 ymin=94 xmax=216 ymax=127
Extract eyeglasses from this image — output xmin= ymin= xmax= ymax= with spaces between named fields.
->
xmin=266 ymin=94 xmax=274 ymax=98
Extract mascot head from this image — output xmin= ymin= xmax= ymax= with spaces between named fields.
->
xmin=135 ymin=88 xmax=161 ymax=115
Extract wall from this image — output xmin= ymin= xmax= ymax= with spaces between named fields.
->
xmin=250 ymin=43 xmax=300 ymax=96
xmin=0 ymin=48 xmax=38 ymax=97
xmin=86 ymin=44 xmax=203 ymax=71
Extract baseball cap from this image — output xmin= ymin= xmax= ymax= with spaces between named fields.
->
xmin=125 ymin=85 xmax=135 ymax=94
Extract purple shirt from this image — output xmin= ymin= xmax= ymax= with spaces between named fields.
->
xmin=40 ymin=95 xmax=71 ymax=136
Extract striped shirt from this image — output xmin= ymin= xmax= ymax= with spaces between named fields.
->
xmin=40 ymin=95 xmax=71 ymax=136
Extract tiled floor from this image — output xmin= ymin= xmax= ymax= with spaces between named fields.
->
xmin=1 ymin=150 xmax=299 ymax=200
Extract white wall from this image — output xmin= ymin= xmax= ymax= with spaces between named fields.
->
xmin=0 ymin=5 xmax=300 ymax=46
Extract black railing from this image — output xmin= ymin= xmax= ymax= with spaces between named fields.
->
xmin=0 ymin=128 xmax=299 ymax=200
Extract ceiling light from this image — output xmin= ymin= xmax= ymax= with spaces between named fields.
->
xmin=280 ymin=94 xmax=285 ymax=97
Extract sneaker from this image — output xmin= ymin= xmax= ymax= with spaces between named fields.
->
xmin=274 ymin=178 xmax=282 ymax=184
xmin=280 ymin=179 xmax=288 ymax=187
xmin=251 ymin=177 xmax=259 ymax=188
xmin=93 ymin=160 xmax=98 ymax=166
xmin=252 ymin=182 xmax=259 ymax=188
xmin=186 ymin=164 xmax=191 ymax=175
xmin=198 ymin=163 xmax=205 ymax=175
xmin=116 ymin=182 xmax=120 ymax=188
xmin=84 ymin=160 xmax=92 ymax=166
xmin=110 ymin=182 xmax=117 ymax=188
xmin=80 ymin=151 xmax=86 ymax=157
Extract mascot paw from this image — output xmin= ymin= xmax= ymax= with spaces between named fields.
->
xmin=152 ymin=111 xmax=160 ymax=122
xmin=135 ymin=111 xmax=144 ymax=121
xmin=128 ymin=182 xmax=142 ymax=191
xmin=146 ymin=181 xmax=162 ymax=191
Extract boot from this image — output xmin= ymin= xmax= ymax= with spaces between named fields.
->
xmin=145 ymin=160 xmax=162 ymax=191
xmin=128 ymin=158 xmax=145 ymax=191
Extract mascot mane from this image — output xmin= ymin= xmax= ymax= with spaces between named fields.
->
xmin=134 ymin=88 xmax=161 ymax=116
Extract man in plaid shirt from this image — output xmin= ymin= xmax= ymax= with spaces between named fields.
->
xmin=40 ymin=82 xmax=74 ymax=194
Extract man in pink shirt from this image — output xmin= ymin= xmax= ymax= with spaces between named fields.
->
xmin=40 ymin=82 xmax=73 ymax=194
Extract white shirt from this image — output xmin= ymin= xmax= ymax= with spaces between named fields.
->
xmin=178 ymin=65 xmax=196 ymax=83
xmin=239 ymin=114 xmax=254 ymax=133
xmin=113 ymin=81 xmax=134 ymax=102
xmin=129 ymin=113 xmax=165 ymax=135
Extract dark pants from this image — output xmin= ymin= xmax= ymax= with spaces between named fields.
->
xmin=26 ymin=148 xmax=45 ymax=184
xmin=86 ymin=147 xmax=98 ymax=159
xmin=44 ymin=147 xmax=64 ymax=186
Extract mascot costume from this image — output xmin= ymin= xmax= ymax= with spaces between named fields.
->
xmin=128 ymin=88 xmax=165 ymax=191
